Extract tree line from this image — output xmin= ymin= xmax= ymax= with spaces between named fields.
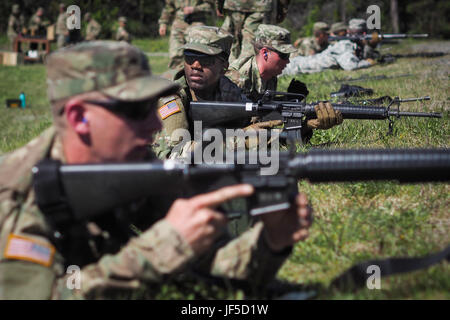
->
xmin=1 ymin=0 xmax=448 ymax=39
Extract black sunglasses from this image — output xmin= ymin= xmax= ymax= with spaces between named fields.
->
xmin=184 ymin=50 xmax=223 ymax=67
xmin=272 ymin=50 xmax=290 ymax=61
xmin=84 ymin=99 xmax=155 ymax=120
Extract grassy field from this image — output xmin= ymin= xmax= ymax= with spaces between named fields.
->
xmin=0 ymin=37 xmax=448 ymax=299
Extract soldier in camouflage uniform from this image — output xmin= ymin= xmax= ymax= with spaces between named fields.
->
xmin=55 ymin=4 xmax=69 ymax=49
xmin=217 ymin=0 xmax=289 ymax=63
xmin=28 ymin=7 xmax=51 ymax=51
xmin=0 ymin=40 xmax=313 ymax=299
xmin=116 ymin=17 xmax=132 ymax=43
xmin=84 ymin=13 xmax=102 ymax=41
xmin=282 ymin=38 xmax=376 ymax=74
xmin=227 ymin=24 xmax=343 ymax=142
xmin=158 ymin=0 xmax=214 ymax=70
xmin=292 ymin=22 xmax=329 ymax=58
xmin=7 ymin=4 xmax=25 ymax=51
xmin=153 ymin=26 xmax=248 ymax=160
xmin=347 ymin=18 xmax=380 ymax=61
xmin=330 ymin=21 xmax=347 ymax=37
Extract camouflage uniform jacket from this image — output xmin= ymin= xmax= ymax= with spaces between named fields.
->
xmin=85 ymin=19 xmax=102 ymax=41
xmin=56 ymin=13 xmax=68 ymax=35
xmin=0 ymin=126 xmax=288 ymax=299
xmin=218 ymin=0 xmax=273 ymax=12
xmin=293 ymin=36 xmax=327 ymax=57
xmin=7 ymin=14 xmax=25 ymax=38
xmin=28 ymin=13 xmax=50 ymax=36
xmin=227 ymin=54 xmax=277 ymax=101
xmin=158 ymin=0 xmax=214 ymax=26
xmin=116 ymin=26 xmax=131 ymax=43
xmin=283 ymin=40 xmax=372 ymax=75
xmin=153 ymin=70 xmax=249 ymax=158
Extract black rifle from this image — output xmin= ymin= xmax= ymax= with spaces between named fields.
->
xmin=189 ymin=92 xmax=441 ymax=141
xmin=379 ymin=52 xmax=446 ymax=64
xmin=319 ymin=73 xmax=413 ymax=85
xmin=33 ymin=149 xmax=449 ymax=222
xmin=328 ymin=33 xmax=429 ymax=42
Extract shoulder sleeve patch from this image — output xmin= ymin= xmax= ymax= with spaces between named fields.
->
xmin=4 ymin=234 xmax=55 ymax=267
xmin=158 ymin=99 xmax=181 ymax=120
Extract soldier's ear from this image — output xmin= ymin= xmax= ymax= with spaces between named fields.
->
xmin=65 ymin=99 xmax=89 ymax=135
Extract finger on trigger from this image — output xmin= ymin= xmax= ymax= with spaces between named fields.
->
xmin=191 ymin=184 xmax=254 ymax=209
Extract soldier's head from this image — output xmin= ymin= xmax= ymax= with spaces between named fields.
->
xmin=119 ymin=16 xmax=127 ymax=27
xmin=348 ymin=18 xmax=366 ymax=35
xmin=37 ymin=7 xmax=44 ymax=16
xmin=254 ymin=24 xmax=296 ymax=80
xmin=12 ymin=4 xmax=20 ymax=15
xmin=313 ymin=22 xmax=329 ymax=45
xmin=46 ymin=41 xmax=179 ymax=163
xmin=84 ymin=12 xmax=92 ymax=22
xmin=330 ymin=22 xmax=347 ymax=37
xmin=59 ymin=3 xmax=65 ymax=12
xmin=182 ymin=26 xmax=233 ymax=93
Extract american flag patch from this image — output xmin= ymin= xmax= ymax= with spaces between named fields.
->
xmin=158 ymin=100 xmax=181 ymax=120
xmin=4 ymin=234 xmax=55 ymax=267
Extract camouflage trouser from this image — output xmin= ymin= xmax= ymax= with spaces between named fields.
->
xmin=169 ymin=19 xmax=205 ymax=70
xmin=221 ymin=10 xmax=270 ymax=63
xmin=57 ymin=34 xmax=66 ymax=49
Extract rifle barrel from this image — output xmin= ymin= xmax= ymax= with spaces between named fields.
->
xmin=290 ymin=148 xmax=449 ymax=183
xmin=390 ymin=111 xmax=442 ymax=118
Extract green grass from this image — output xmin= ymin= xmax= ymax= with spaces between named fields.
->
xmin=0 ymin=38 xmax=448 ymax=299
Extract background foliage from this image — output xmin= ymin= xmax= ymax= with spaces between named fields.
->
xmin=0 ymin=0 xmax=449 ymax=39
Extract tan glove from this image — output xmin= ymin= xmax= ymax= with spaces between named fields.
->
xmin=307 ymin=102 xmax=343 ymax=130
xmin=369 ymin=32 xmax=381 ymax=47
xmin=366 ymin=58 xmax=377 ymax=66
xmin=242 ymin=120 xmax=283 ymax=149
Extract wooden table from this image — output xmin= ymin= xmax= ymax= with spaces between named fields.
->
xmin=14 ymin=36 xmax=51 ymax=62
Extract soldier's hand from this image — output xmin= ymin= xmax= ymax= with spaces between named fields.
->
xmin=159 ymin=24 xmax=167 ymax=37
xmin=307 ymin=102 xmax=343 ymax=130
xmin=216 ymin=9 xmax=224 ymax=17
xmin=183 ymin=6 xmax=194 ymax=15
xmin=165 ymin=184 xmax=254 ymax=255
xmin=366 ymin=58 xmax=377 ymax=66
xmin=369 ymin=32 xmax=381 ymax=47
xmin=261 ymin=193 xmax=313 ymax=252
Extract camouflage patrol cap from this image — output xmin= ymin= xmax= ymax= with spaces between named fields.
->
xmin=255 ymin=24 xmax=296 ymax=54
xmin=349 ymin=18 xmax=366 ymax=31
xmin=59 ymin=3 xmax=65 ymax=9
xmin=119 ymin=16 xmax=127 ymax=23
xmin=12 ymin=4 xmax=20 ymax=14
xmin=330 ymin=22 xmax=347 ymax=34
xmin=313 ymin=22 xmax=329 ymax=33
xmin=182 ymin=26 xmax=233 ymax=56
xmin=46 ymin=41 xmax=179 ymax=105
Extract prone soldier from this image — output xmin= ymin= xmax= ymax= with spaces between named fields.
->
xmin=158 ymin=0 xmax=215 ymax=70
xmin=227 ymin=24 xmax=343 ymax=142
xmin=347 ymin=18 xmax=380 ymax=61
xmin=292 ymin=22 xmax=330 ymax=57
xmin=153 ymin=25 xmax=247 ymax=159
xmin=0 ymin=40 xmax=312 ymax=299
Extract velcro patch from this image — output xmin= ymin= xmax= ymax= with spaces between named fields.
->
xmin=4 ymin=234 xmax=55 ymax=267
xmin=159 ymin=100 xmax=181 ymax=120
